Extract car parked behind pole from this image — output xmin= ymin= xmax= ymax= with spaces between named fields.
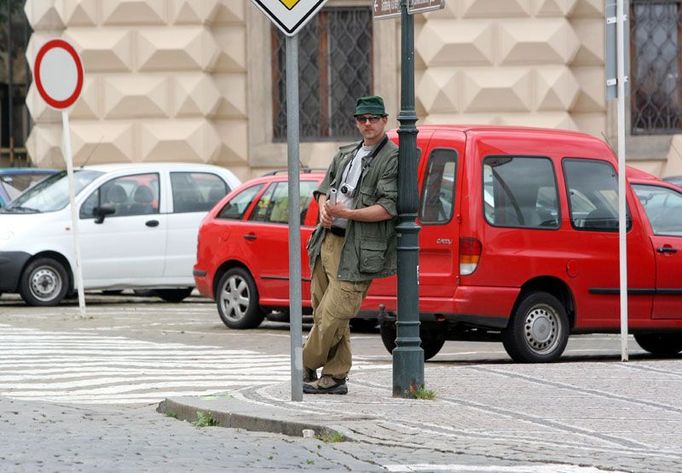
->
xmin=0 ymin=162 xmax=240 ymax=306
xmin=194 ymin=125 xmax=682 ymax=363
xmin=0 ymin=167 xmax=58 ymax=208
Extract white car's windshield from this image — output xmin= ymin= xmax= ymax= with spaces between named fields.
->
xmin=2 ymin=170 xmax=104 ymax=213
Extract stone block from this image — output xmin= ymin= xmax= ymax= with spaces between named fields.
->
xmin=102 ymin=0 xmax=166 ymax=26
xmin=417 ymin=68 xmax=459 ymax=114
xmin=175 ymin=74 xmax=222 ymax=118
xmin=461 ymin=0 xmax=531 ymax=18
xmin=63 ymin=29 xmax=134 ymax=72
xmin=103 ymin=75 xmax=170 ymax=118
xmin=140 ymin=119 xmax=221 ymax=162
xmin=55 ymin=0 xmax=98 ymax=27
xmin=535 ymin=67 xmax=580 ymax=111
xmin=170 ymin=0 xmax=220 ymax=25
xmin=462 ymin=68 xmax=532 ymax=112
xmin=71 ymin=122 xmax=135 ymax=164
xmin=499 ymin=19 xmax=579 ymax=65
xmin=137 ymin=27 xmax=220 ymax=72
xmin=212 ymin=26 xmax=247 ymax=72
xmin=417 ymin=20 xmax=494 ymax=66
xmin=213 ymin=74 xmax=248 ymax=118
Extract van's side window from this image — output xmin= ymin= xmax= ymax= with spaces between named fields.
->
xmin=419 ymin=149 xmax=457 ymax=224
xmin=563 ymin=159 xmax=630 ymax=232
xmin=633 ymin=184 xmax=682 ymax=236
xmin=483 ymin=156 xmax=559 ymax=229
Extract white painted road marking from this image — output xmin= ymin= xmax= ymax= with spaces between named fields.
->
xmin=0 ymin=325 xmax=380 ymax=405
xmin=384 ymin=464 xmax=628 ymax=472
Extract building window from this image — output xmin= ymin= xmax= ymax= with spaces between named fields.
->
xmin=631 ymin=0 xmax=682 ymax=134
xmin=1 ymin=0 xmax=32 ymax=163
xmin=271 ymin=7 xmax=372 ymax=141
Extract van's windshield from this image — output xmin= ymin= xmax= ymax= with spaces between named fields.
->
xmin=1 ymin=170 xmax=104 ymax=214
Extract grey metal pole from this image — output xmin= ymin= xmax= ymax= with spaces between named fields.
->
xmin=285 ymin=34 xmax=303 ymax=401
xmin=616 ymin=0 xmax=628 ymax=362
xmin=393 ymin=0 xmax=424 ymax=398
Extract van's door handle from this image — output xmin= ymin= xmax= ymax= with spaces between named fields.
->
xmin=243 ymin=233 xmax=257 ymax=241
xmin=145 ymin=220 xmax=159 ymax=228
xmin=656 ymin=246 xmax=677 ymax=254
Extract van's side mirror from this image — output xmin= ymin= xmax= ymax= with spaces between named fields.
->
xmin=94 ymin=204 xmax=116 ymax=224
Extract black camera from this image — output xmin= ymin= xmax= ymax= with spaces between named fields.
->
xmin=340 ymin=184 xmax=352 ymax=195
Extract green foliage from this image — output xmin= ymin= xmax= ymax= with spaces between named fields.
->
xmin=195 ymin=410 xmax=219 ymax=427
xmin=410 ymin=385 xmax=437 ymax=400
xmin=165 ymin=411 xmax=178 ymax=419
xmin=315 ymin=431 xmax=345 ymax=443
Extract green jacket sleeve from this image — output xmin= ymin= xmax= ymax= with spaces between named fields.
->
xmin=374 ymin=148 xmax=399 ymax=217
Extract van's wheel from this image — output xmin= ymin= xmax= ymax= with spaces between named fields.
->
xmin=19 ymin=257 xmax=69 ymax=306
xmin=216 ymin=268 xmax=264 ymax=329
xmin=155 ymin=288 xmax=193 ymax=303
xmin=634 ymin=333 xmax=682 ymax=356
xmin=350 ymin=318 xmax=378 ymax=332
xmin=502 ymin=292 xmax=569 ymax=363
xmin=379 ymin=322 xmax=446 ymax=361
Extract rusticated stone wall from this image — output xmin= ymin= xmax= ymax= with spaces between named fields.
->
xmin=24 ymin=0 xmax=250 ymax=180
xmin=24 ymin=0 xmax=672 ymax=176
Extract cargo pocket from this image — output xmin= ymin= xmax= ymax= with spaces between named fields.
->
xmin=328 ymin=280 xmax=370 ymax=320
xmin=359 ymin=239 xmax=386 ymax=274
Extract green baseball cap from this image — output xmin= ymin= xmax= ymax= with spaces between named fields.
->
xmin=354 ymin=95 xmax=387 ymax=117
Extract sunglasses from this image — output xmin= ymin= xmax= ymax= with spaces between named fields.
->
xmin=355 ymin=115 xmax=383 ymax=124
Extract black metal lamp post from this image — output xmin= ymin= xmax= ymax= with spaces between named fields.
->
xmin=393 ymin=0 xmax=424 ymax=398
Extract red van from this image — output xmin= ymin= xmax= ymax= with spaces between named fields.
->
xmin=194 ymin=125 xmax=682 ymax=362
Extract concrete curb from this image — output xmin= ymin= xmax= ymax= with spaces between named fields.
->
xmin=157 ymin=397 xmax=353 ymax=441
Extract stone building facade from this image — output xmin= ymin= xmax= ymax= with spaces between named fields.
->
xmin=21 ymin=0 xmax=682 ymax=180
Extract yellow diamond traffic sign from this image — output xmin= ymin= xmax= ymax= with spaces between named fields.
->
xmin=250 ymin=0 xmax=329 ymax=36
xmin=279 ymin=0 xmax=300 ymax=9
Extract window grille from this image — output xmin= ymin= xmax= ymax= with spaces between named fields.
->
xmin=272 ymin=7 xmax=372 ymax=141
xmin=631 ymin=0 xmax=682 ymax=134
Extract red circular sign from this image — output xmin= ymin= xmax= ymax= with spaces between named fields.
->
xmin=34 ymin=39 xmax=84 ymax=110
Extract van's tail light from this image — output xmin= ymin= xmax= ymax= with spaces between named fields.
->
xmin=459 ymin=237 xmax=482 ymax=276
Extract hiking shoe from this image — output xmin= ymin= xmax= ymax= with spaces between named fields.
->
xmin=303 ymin=375 xmax=347 ymax=395
xmin=303 ymin=367 xmax=318 ymax=383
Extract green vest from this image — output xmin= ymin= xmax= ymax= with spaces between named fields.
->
xmin=307 ymin=136 xmax=399 ymax=281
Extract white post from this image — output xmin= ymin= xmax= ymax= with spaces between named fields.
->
xmin=616 ymin=0 xmax=628 ymax=361
xmin=62 ymin=110 xmax=86 ymax=318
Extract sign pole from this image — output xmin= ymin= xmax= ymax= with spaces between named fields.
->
xmin=616 ymin=0 xmax=628 ymax=362
xmin=393 ymin=0 xmax=424 ymax=397
xmin=61 ymin=110 xmax=86 ymax=318
xmin=286 ymin=34 xmax=303 ymax=402
xmin=34 ymin=39 xmax=85 ymax=318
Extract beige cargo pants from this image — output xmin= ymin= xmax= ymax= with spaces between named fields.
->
xmin=303 ymin=232 xmax=371 ymax=379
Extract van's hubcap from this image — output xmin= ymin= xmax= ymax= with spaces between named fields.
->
xmin=524 ymin=306 xmax=559 ymax=353
xmin=30 ymin=267 xmax=62 ymax=301
xmin=220 ymin=275 xmax=249 ymax=321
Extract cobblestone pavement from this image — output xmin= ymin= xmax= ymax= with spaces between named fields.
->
xmin=0 ymin=396 xmax=618 ymax=473
xmin=167 ymin=360 xmax=682 ymax=473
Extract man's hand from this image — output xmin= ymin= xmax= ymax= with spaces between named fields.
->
xmin=318 ymin=195 xmax=332 ymax=228
xmin=325 ymin=201 xmax=351 ymax=221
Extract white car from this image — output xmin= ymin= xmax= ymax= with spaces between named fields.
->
xmin=0 ymin=163 xmax=240 ymax=306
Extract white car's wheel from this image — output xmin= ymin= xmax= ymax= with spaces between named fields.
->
xmin=20 ymin=257 xmax=69 ymax=306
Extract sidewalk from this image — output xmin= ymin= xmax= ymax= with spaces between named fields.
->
xmin=159 ymin=359 xmax=682 ymax=473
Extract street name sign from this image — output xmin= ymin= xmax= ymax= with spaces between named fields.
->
xmin=373 ymin=0 xmax=445 ymax=19
xmin=250 ymin=0 xmax=329 ymax=36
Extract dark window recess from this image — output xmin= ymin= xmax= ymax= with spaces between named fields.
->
xmin=272 ymin=7 xmax=372 ymax=141
xmin=631 ymin=0 xmax=682 ymax=134
xmin=1 ymin=0 xmax=33 ymax=163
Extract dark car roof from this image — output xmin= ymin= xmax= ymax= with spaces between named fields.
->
xmin=0 ymin=168 xmax=58 ymax=175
